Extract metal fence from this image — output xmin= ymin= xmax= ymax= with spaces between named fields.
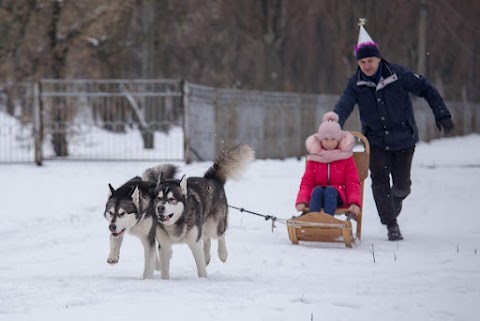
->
xmin=184 ymin=83 xmax=355 ymax=161
xmin=1 ymin=79 xmax=185 ymax=164
xmin=0 ymin=79 xmax=479 ymax=164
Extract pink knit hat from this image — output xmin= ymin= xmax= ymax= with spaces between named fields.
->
xmin=315 ymin=112 xmax=342 ymax=141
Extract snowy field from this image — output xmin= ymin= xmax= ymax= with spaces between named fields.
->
xmin=1 ymin=134 xmax=480 ymax=321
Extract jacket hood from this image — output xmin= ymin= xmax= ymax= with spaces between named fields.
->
xmin=306 ymin=130 xmax=355 ymax=154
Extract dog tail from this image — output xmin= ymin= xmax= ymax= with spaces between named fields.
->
xmin=204 ymin=144 xmax=255 ymax=185
xmin=142 ymin=164 xmax=178 ymax=182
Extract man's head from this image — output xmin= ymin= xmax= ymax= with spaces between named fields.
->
xmin=357 ymin=56 xmax=381 ymax=77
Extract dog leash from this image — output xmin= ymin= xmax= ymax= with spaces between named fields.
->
xmin=228 ymin=205 xmax=288 ymax=232
xmin=229 ymin=205 xmax=357 ymax=233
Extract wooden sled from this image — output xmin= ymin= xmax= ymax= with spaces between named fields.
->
xmin=287 ymin=131 xmax=370 ymax=248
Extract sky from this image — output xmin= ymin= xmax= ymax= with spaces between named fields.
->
xmin=1 ymin=128 xmax=480 ymax=320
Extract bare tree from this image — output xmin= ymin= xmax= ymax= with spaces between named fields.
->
xmin=0 ymin=0 xmax=479 ymax=104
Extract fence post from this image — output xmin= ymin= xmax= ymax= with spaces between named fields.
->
xmin=33 ymin=82 xmax=43 ymax=166
xmin=181 ymin=80 xmax=191 ymax=163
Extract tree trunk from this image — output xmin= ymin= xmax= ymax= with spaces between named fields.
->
xmin=416 ymin=0 xmax=428 ymax=76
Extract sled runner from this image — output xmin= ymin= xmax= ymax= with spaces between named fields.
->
xmin=287 ymin=131 xmax=370 ymax=248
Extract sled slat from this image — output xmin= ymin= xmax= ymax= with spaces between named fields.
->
xmin=287 ymin=212 xmax=353 ymax=245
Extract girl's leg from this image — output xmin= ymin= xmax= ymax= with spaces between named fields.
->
xmin=309 ymin=187 xmax=325 ymax=212
xmin=324 ymin=186 xmax=338 ymax=215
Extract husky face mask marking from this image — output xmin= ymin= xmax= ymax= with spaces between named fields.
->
xmin=104 ymin=206 xmax=137 ymax=237
xmin=154 ymin=187 xmax=185 ymax=226
xmin=104 ymin=185 xmax=141 ymax=238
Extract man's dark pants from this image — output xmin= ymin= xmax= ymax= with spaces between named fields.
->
xmin=369 ymin=146 xmax=415 ymax=226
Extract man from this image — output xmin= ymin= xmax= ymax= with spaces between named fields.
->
xmin=331 ymin=19 xmax=454 ymax=241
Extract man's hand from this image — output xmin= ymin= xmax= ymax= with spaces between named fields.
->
xmin=436 ymin=117 xmax=454 ymax=134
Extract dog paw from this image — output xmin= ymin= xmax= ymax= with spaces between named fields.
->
xmin=218 ymin=250 xmax=228 ymax=263
xmin=107 ymin=257 xmax=119 ymax=265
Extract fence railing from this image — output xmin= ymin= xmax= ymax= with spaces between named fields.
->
xmin=0 ymin=80 xmax=185 ymax=164
xmin=0 ymin=79 xmax=479 ymax=164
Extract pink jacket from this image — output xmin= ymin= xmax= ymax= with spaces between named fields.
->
xmin=295 ymin=131 xmax=362 ymax=208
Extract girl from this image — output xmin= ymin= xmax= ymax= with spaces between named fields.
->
xmin=295 ymin=112 xmax=361 ymax=216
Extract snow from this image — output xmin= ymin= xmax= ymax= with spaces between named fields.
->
xmin=1 ymin=133 xmax=480 ymax=321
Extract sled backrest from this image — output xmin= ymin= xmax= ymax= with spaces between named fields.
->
xmin=351 ymin=131 xmax=370 ymax=181
xmin=350 ymin=131 xmax=370 ymax=209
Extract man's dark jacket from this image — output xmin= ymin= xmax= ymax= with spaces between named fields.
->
xmin=334 ymin=59 xmax=451 ymax=150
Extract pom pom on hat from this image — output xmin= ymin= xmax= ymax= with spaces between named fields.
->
xmin=322 ymin=111 xmax=339 ymax=122
xmin=355 ymin=18 xmax=381 ymax=60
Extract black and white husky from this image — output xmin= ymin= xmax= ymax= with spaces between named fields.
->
xmin=153 ymin=144 xmax=255 ymax=279
xmin=104 ymin=164 xmax=177 ymax=279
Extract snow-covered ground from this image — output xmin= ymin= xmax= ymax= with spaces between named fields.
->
xmin=1 ymin=134 xmax=480 ymax=321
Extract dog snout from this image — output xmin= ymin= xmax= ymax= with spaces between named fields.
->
xmin=157 ymin=205 xmax=165 ymax=213
xmin=109 ymin=223 xmax=116 ymax=232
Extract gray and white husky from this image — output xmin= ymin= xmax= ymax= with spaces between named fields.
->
xmin=153 ymin=144 xmax=255 ymax=279
xmin=104 ymin=164 xmax=177 ymax=279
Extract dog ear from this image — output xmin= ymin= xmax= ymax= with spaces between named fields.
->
xmin=131 ymin=186 xmax=140 ymax=208
xmin=108 ymin=183 xmax=115 ymax=198
xmin=179 ymin=175 xmax=188 ymax=196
